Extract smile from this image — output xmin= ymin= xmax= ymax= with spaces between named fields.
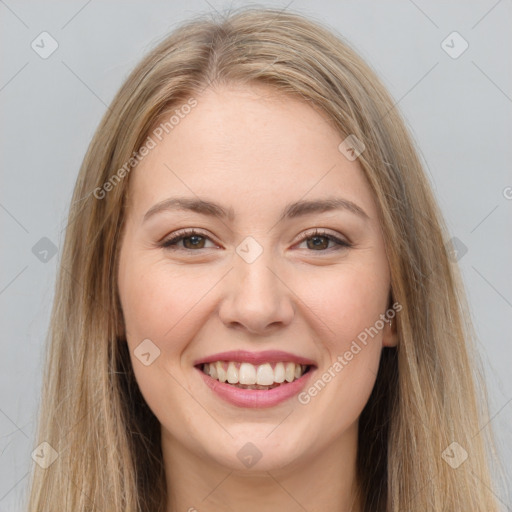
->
xmin=194 ymin=350 xmax=317 ymax=408
xmin=200 ymin=361 xmax=311 ymax=389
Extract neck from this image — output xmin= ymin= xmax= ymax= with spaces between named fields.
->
xmin=162 ymin=422 xmax=362 ymax=512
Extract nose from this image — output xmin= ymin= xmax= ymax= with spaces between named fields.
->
xmin=218 ymin=250 xmax=295 ymax=335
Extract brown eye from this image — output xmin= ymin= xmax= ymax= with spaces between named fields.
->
xmin=160 ymin=229 xmax=216 ymax=250
xmin=182 ymin=235 xmax=206 ymax=249
xmin=306 ymin=235 xmax=330 ymax=250
xmin=296 ymin=229 xmax=351 ymax=252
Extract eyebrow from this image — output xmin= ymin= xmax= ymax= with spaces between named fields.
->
xmin=143 ymin=196 xmax=370 ymax=224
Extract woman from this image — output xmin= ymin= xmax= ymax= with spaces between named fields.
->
xmin=26 ymin=7 xmax=503 ymax=511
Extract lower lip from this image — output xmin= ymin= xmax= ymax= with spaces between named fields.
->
xmin=197 ymin=367 xmax=315 ymax=408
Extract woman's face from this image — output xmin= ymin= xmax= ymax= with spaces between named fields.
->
xmin=117 ymin=83 xmax=397 ymax=472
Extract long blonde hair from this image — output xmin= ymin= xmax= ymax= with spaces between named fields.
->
xmin=26 ymin=7 xmax=504 ymax=511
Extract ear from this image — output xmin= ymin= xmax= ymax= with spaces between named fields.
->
xmin=382 ymin=290 xmax=399 ymax=348
xmin=382 ymin=316 xmax=398 ymax=347
xmin=115 ymin=309 xmax=126 ymax=340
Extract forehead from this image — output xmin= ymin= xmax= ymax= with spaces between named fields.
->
xmin=126 ymin=83 xmax=377 ymax=222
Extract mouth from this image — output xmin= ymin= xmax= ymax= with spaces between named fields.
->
xmin=196 ymin=361 xmax=314 ymax=391
xmin=193 ymin=350 xmax=317 ymax=407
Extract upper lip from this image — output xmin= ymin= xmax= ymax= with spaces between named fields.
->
xmin=193 ymin=350 xmax=317 ymax=367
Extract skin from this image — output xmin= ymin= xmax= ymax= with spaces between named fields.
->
xmin=117 ymin=82 xmax=398 ymax=512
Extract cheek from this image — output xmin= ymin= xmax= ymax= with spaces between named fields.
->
xmin=293 ymin=270 xmax=387 ymax=446
xmin=119 ymin=253 xmax=209 ymax=342
xmin=293 ymin=258 xmax=388 ymax=405
xmin=300 ymin=260 xmax=390 ymax=348
xmin=118 ymin=255 xmax=216 ymax=436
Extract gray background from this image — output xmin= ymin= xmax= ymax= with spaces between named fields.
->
xmin=1 ymin=0 xmax=511 ymax=510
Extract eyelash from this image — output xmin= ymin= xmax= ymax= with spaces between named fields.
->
xmin=159 ymin=228 xmax=352 ymax=252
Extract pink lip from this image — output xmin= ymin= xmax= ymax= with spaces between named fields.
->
xmin=193 ymin=350 xmax=317 ymax=367
xmin=197 ymin=366 xmax=316 ymax=408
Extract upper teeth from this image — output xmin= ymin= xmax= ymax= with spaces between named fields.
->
xmin=202 ymin=361 xmax=308 ymax=385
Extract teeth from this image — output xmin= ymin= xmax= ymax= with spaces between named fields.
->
xmin=201 ymin=361 xmax=309 ymax=386
xmin=216 ymin=361 xmax=227 ymax=382
xmin=274 ymin=362 xmax=285 ymax=383
xmin=239 ymin=362 xmax=257 ymax=385
xmin=256 ymin=363 xmax=274 ymax=385
xmin=285 ymin=362 xmax=295 ymax=383
xmin=227 ymin=362 xmax=238 ymax=384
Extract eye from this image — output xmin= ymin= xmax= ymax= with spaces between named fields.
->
xmin=295 ymin=229 xmax=351 ymax=251
xmin=159 ymin=228 xmax=352 ymax=252
xmin=160 ymin=229 xmax=217 ymax=250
